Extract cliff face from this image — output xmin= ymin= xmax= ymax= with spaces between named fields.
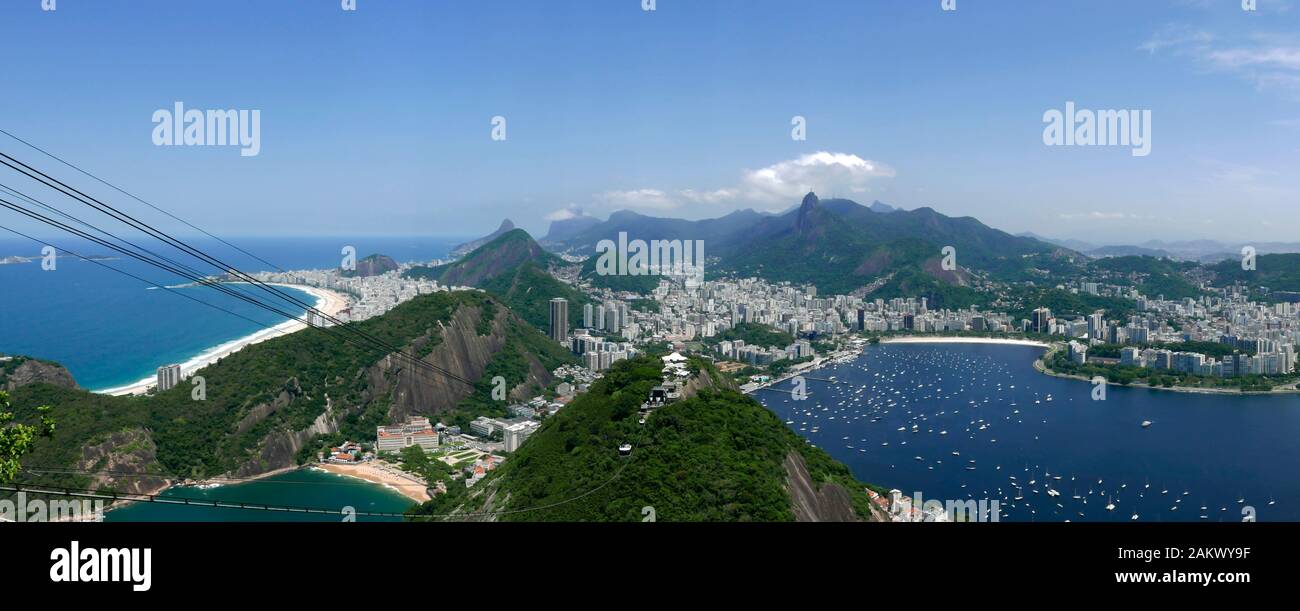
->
xmin=229 ymin=301 xmax=554 ymax=477
xmin=1 ymin=357 xmax=79 ymax=392
xmin=76 ymin=429 xmax=169 ymax=496
xmin=784 ymin=451 xmax=862 ymax=522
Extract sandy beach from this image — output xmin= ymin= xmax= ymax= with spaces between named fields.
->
xmin=317 ymin=463 xmax=431 ymax=503
xmin=98 ymin=283 xmax=350 ymax=396
xmin=881 ymin=336 xmax=1050 ymax=348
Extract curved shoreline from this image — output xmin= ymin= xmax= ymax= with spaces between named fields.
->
xmin=316 ymin=463 xmax=430 ymax=503
xmin=1034 ymin=356 xmax=1300 ymax=396
xmin=96 ymin=283 xmax=350 ymax=396
xmin=826 ymin=336 xmax=1298 ymax=397
xmin=879 ymin=336 xmax=1050 ymax=348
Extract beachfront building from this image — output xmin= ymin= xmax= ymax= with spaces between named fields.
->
xmin=1067 ymin=341 xmax=1088 ymax=365
xmin=376 ymin=416 xmax=439 ymax=453
xmin=156 ymin=364 xmax=182 ymax=391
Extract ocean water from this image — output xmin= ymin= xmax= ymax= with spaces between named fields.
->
xmin=0 ymin=235 xmax=464 ymax=390
xmin=756 ymin=343 xmax=1300 ymax=522
xmin=104 ymin=468 xmax=415 ymax=522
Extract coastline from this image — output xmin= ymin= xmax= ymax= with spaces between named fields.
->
xmin=96 ymin=283 xmax=350 ymax=396
xmin=1033 ymin=355 xmax=1300 ymax=396
xmin=316 ymin=462 xmax=431 ymax=503
xmin=754 ymin=335 xmax=1295 ymax=397
xmin=880 ymin=335 xmax=1051 ymax=348
xmin=101 ymin=464 xmax=305 ymax=516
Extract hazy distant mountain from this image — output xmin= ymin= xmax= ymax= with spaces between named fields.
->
xmin=540 ymin=213 xmax=602 ymax=245
xmin=544 ymin=193 xmax=1079 ymax=298
xmin=1016 ymin=232 xmax=1097 ymax=253
xmin=450 ymin=219 xmax=516 ymax=258
xmin=868 ymin=200 xmax=898 ymax=213
xmin=545 ymin=208 xmax=768 ymax=255
xmin=1086 ymin=245 xmax=1174 ymax=259
xmin=1138 ymin=240 xmax=1300 ymax=260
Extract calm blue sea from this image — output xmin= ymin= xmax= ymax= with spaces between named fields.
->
xmin=104 ymin=468 xmax=415 ymax=522
xmin=757 ymin=343 xmax=1300 ymax=522
xmin=0 ymin=235 xmax=465 ymax=391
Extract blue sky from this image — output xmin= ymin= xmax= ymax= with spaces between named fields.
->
xmin=0 ymin=0 xmax=1297 ymax=244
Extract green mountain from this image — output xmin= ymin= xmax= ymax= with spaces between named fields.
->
xmin=544 ymin=192 xmax=1081 ymax=299
xmin=718 ymin=193 xmax=1046 ymax=301
xmin=406 ymin=229 xmax=591 ymax=330
xmin=705 ymin=322 xmax=795 ymax=348
xmin=3 ymin=291 xmax=574 ymax=493
xmin=1088 ymin=255 xmax=1206 ymax=300
xmin=450 ymin=219 xmax=516 ymax=258
xmin=1211 ymin=253 xmax=1300 ymax=297
xmin=410 ymin=356 xmax=888 ymax=522
xmin=547 ymin=208 xmax=769 ymax=256
xmin=578 ymin=255 xmax=661 ymax=294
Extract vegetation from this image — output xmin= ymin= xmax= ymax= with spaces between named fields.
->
xmin=628 ymin=299 xmax=661 ymax=314
xmin=4 ymin=291 xmax=564 ymax=487
xmin=1088 ymin=256 xmax=1206 ymax=300
xmin=477 ymin=262 xmax=591 ymax=331
xmin=706 ymin=322 xmax=795 ymax=349
xmin=1005 ymin=287 xmax=1136 ymax=321
xmin=579 ymin=255 xmax=662 ymax=294
xmin=0 ymin=391 xmax=54 ymax=482
xmin=410 ymin=356 xmax=882 ymax=521
xmin=406 ymin=229 xmax=592 ymax=330
xmin=1045 ymin=350 xmax=1296 ymax=391
xmin=1211 ymin=253 xmax=1300 ymax=297
xmin=1086 ymin=341 xmax=1250 ymax=360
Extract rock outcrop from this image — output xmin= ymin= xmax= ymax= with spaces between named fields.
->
xmin=229 ymin=301 xmax=554 ymax=477
xmin=1 ymin=357 xmax=79 ymax=392
xmin=784 ymin=450 xmax=862 ymax=522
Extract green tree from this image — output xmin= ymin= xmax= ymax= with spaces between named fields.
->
xmin=0 ymin=391 xmax=54 ymax=482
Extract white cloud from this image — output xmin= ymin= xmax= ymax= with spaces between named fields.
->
xmin=594 ymin=151 xmax=895 ymax=214
xmin=1139 ymin=24 xmax=1213 ymax=54
xmin=594 ymin=188 xmax=679 ymax=211
xmin=735 ymin=152 xmax=896 ymax=206
xmin=1142 ymin=26 xmax=1300 ymax=94
xmin=544 ymin=203 xmax=584 ymax=222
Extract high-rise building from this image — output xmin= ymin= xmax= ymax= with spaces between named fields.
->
xmin=1031 ymin=307 xmax=1053 ymax=334
xmin=156 ymin=364 xmax=182 ymax=391
xmin=857 ymin=307 xmax=865 ymax=331
xmin=583 ymin=303 xmax=594 ymax=329
xmin=1087 ymin=311 xmax=1104 ymax=340
xmin=503 ymin=421 xmax=541 ymax=452
xmin=549 ymin=298 xmax=569 ymax=343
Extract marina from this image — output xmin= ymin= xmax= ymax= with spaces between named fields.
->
xmin=754 ymin=341 xmax=1300 ymax=522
